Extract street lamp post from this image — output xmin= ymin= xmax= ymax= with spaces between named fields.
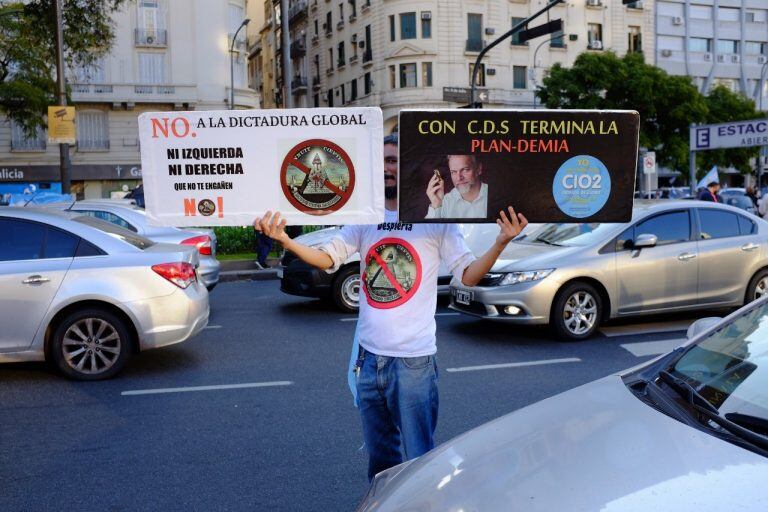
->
xmin=230 ymin=18 xmax=251 ymax=110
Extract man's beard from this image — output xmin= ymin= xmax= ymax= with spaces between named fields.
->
xmin=385 ymin=185 xmax=397 ymax=199
xmin=456 ymin=183 xmax=472 ymax=195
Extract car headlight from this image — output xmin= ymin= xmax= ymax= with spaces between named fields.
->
xmin=356 ymin=458 xmax=417 ymax=511
xmin=499 ymin=269 xmax=554 ymax=286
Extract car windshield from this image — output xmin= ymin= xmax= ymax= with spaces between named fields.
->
xmin=668 ymin=300 xmax=768 ymax=423
xmin=525 ymin=223 xmax=618 ymax=247
xmin=73 ymin=215 xmax=155 ymax=250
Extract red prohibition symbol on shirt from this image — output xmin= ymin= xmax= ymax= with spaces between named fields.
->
xmin=280 ymin=139 xmax=356 ymax=215
xmin=362 ymin=238 xmax=423 ymax=309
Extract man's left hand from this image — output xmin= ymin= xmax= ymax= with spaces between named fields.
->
xmin=496 ymin=207 xmax=528 ymax=246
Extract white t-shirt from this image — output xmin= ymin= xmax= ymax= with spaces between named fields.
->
xmin=320 ymin=210 xmax=476 ymax=357
xmin=426 ymin=182 xmax=488 ymax=219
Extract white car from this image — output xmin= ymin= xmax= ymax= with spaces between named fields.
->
xmin=0 ymin=208 xmax=209 ymax=380
xmin=357 ymin=298 xmax=768 ymax=511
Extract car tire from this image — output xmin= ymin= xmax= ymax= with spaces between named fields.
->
xmin=51 ymin=308 xmax=131 ymax=381
xmin=551 ymin=282 xmax=602 ymax=341
xmin=333 ymin=266 xmax=360 ymax=314
xmin=745 ymin=269 xmax=768 ymax=304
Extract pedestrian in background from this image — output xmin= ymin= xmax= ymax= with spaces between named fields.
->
xmin=254 ymin=228 xmax=273 ymax=270
xmin=697 ymin=181 xmax=722 ymax=203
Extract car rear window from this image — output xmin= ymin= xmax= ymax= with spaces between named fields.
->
xmin=73 ymin=215 xmax=155 ymax=250
xmin=699 ymin=209 xmax=740 ymax=240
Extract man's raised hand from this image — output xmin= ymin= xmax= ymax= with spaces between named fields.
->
xmin=254 ymin=211 xmax=290 ymax=244
xmin=496 ymin=207 xmax=528 ymax=245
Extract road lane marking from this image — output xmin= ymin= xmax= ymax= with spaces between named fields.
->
xmin=599 ymin=320 xmax=695 ymax=338
xmin=446 ymin=357 xmax=581 ymax=373
xmin=121 ymin=381 xmax=293 ymax=396
xmin=620 ymin=339 xmax=686 ymax=357
xmin=204 ymin=325 xmax=222 ymax=329
xmin=340 ymin=312 xmax=460 ymax=322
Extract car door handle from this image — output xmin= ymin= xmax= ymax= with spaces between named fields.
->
xmin=677 ymin=253 xmax=697 ymax=261
xmin=22 ymin=275 xmax=50 ymax=284
xmin=741 ymin=243 xmax=760 ymax=252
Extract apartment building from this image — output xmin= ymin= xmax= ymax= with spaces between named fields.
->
xmin=252 ymin=0 xmax=654 ymax=132
xmin=655 ymin=0 xmax=768 ymax=109
xmin=0 ymin=0 xmax=259 ymax=199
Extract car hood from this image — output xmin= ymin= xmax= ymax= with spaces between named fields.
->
xmin=293 ymin=226 xmax=341 ymax=247
xmin=491 ymin=241 xmax=582 ymax=272
xmin=366 ymin=376 xmax=768 ymax=511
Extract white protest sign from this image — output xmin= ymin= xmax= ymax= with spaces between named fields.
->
xmin=138 ymin=107 xmax=384 ymax=226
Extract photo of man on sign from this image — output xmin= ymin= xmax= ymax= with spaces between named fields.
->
xmin=424 ymin=154 xmax=488 ymax=219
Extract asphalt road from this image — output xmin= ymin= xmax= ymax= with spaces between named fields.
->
xmin=0 ymin=280 xmax=718 ymax=512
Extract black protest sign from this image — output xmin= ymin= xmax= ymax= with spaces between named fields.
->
xmin=397 ymin=110 xmax=640 ymax=223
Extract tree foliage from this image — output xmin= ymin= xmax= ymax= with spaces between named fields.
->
xmin=537 ymin=52 xmax=763 ymax=177
xmin=0 ymin=0 xmax=125 ymax=132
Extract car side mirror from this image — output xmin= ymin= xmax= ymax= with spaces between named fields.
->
xmin=633 ymin=234 xmax=657 ymax=248
xmin=686 ymin=317 xmax=721 ymax=339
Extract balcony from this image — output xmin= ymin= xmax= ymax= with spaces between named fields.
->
xmin=361 ymin=0 xmax=370 ymax=13
xmin=289 ymin=0 xmax=308 ymax=22
xmin=349 ymin=54 xmax=358 ymax=64
xmin=349 ymin=13 xmax=356 ymax=22
xmin=362 ymin=49 xmax=373 ymax=65
xmin=312 ymin=34 xmax=319 ymax=45
xmin=337 ymin=20 xmax=344 ymax=30
xmin=291 ymin=76 xmax=308 ymax=94
xmin=465 ymin=38 xmax=485 ymax=52
xmin=326 ymin=67 xmax=334 ymax=76
xmin=337 ymin=58 xmax=346 ymax=69
xmin=134 ymin=28 xmax=167 ymax=47
xmin=310 ymin=0 xmax=318 ymax=10
xmin=324 ymin=23 xmax=332 ymax=37
xmin=78 ymin=139 xmax=110 ymax=151
xmin=312 ymin=76 xmax=321 ymax=90
xmin=71 ymin=83 xmax=199 ymax=107
xmin=290 ymin=38 xmax=306 ymax=58
xmin=71 ymin=83 xmax=114 ymax=94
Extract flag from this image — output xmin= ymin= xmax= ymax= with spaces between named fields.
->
xmin=697 ymin=166 xmax=719 ymax=190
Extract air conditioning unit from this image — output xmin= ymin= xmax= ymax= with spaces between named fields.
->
xmin=759 ymin=56 xmax=767 ymax=64
xmin=704 ymin=52 xmax=712 ymax=61
xmin=671 ymin=16 xmax=683 ymax=26
xmin=485 ymin=28 xmax=495 ymax=36
xmin=487 ymin=68 xmax=496 ymax=76
xmin=586 ymin=0 xmax=602 ymax=7
xmin=589 ymin=40 xmax=603 ymax=50
xmin=351 ymin=34 xmax=357 ymax=42
xmin=717 ymin=54 xmax=725 ymax=62
xmin=146 ymin=35 xmax=154 ymax=44
xmin=421 ymin=12 xmax=431 ymax=20
xmin=661 ymin=49 xmax=672 ymax=57
xmin=358 ymin=40 xmax=365 ymax=48
xmin=732 ymin=54 xmax=740 ymax=63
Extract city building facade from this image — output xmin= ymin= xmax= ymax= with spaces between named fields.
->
xmin=0 ymin=0 xmax=259 ymax=199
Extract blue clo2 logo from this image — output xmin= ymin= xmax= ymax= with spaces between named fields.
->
xmin=552 ymin=155 xmax=611 ymax=219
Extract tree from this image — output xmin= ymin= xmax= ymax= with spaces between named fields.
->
xmin=697 ymin=85 xmax=761 ymax=176
xmin=0 ymin=0 xmax=126 ymax=132
xmin=538 ymin=52 xmax=712 ymax=175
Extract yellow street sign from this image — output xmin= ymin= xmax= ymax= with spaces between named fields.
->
xmin=47 ymin=106 xmax=76 ymax=144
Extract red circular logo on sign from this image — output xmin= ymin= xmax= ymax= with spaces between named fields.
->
xmin=280 ymin=139 xmax=355 ymax=215
xmin=362 ymin=238 xmax=422 ymax=309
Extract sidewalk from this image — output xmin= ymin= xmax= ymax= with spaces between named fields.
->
xmin=218 ymin=257 xmax=280 ymax=283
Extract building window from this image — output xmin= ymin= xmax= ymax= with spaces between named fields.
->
xmin=326 ymin=12 xmax=332 ymax=33
xmin=328 ymin=48 xmax=334 ymax=69
xmin=421 ymin=12 xmax=431 ymax=38
xmin=690 ymin=5 xmax=713 ymax=20
xmin=339 ymin=2 xmax=344 ymax=21
xmin=314 ymin=19 xmax=319 ymax=37
xmin=389 ymin=65 xmax=396 ymax=88
xmin=658 ymin=35 xmax=684 ymax=52
xmin=389 ymin=15 xmax=395 ymax=41
xmin=422 ymin=62 xmax=432 ymax=87
xmin=76 ymin=110 xmax=109 ymax=151
xmin=338 ymin=41 xmax=345 ymax=67
xmin=399 ymin=63 xmax=417 ymax=88
xmin=717 ymin=7 xmax=739 ymax=22
xmin=689 ymin=37 xmax=712 ymax=53
xmin=551 ymin=29 xmax=564 ymax=48
xmin=513 ymin=66 xmax=527 ymax=89
xmin=364 ymin=72 xmax=371 ymax=94
xmin=72 ymin=57 xmax=106 ymax=84
xmin=716 ymin=39 xmax=739 ymax=54
xmin=469 ymin=63 xmax=485 ymax=87
xmin=467 ymin=13 xmax=483 ymax=51
xmin=587 ymin=23 xmax=602 ymax=47
xmin=351 ymin=79 xmax=358 ymax=100
xmin=511 ymin=17 xmax=526 ymax=45
xmin=138 ymin=0 xmax=166 ymax=36
xmin=628 ymin=26 xmax=642 ymax=53
xmin=364 ymin=24 xmax=372 ymax=62
xmin=745 ymin=41 xmax=767 ymax=55
xmin=746 ymin=10 xmax=767 ymax=23
xmin=349 ymin=0 xmax=357 ymax=17
xmin=314 ymin=93 xmax=319 ymax=107
xmin=10 ymin=120 xmax=46 ymax=151
xmin=400 ymin=13 xmax=416 ymax=40
xmin=328 ymin=89 xmax=334 ymax=107
xmin=341 ymin=83 xmax=346 ymax=104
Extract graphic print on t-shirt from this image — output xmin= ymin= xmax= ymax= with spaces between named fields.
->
xmin=362 ymin=237 xmax=422 ymax=309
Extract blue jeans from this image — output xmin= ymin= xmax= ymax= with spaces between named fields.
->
xmin=355 ymin=347 xmax=439 ymax=481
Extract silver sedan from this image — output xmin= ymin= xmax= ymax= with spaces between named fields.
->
xmin=0 ymin=208 xmax=209 ymax=380
xmin=45 ymin=200 xmax=221 ymax=290
xmin=450 ymin=200 xmax=768 ymax=340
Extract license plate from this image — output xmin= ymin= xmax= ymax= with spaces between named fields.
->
xmin=455 ymin=289 xmax=473 ymax=305
xmin=276 ymin=267 xmax=284 ymax=279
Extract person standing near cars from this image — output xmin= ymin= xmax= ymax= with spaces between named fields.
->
xmin=697 ymin=181 xmax=723 ymax=203
xmin=254 ymin=134 xmax=527 ymax=481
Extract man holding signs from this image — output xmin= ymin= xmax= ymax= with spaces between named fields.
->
xmin=255 ymin=133 xmax=527 ymax=480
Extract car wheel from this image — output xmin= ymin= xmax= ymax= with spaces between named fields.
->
xmin=746 ymin=269 xmax=768 ymax=304
xmin=51 ymin=308 xmax=131 ymax=380
xmin=333 ymin=266 xmax=360 ymax=313
xmin=552 ymin=282 xmax=602 ymax=341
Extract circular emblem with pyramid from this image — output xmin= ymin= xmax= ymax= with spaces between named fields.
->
xmin=362 ymin=238 xmax=422 ymax=309
xmin=280 ymin=139 xmax=355 ymax=215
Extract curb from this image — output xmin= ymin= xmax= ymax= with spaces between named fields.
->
xmin=219 ymin=269 xmax=279 ymax=282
